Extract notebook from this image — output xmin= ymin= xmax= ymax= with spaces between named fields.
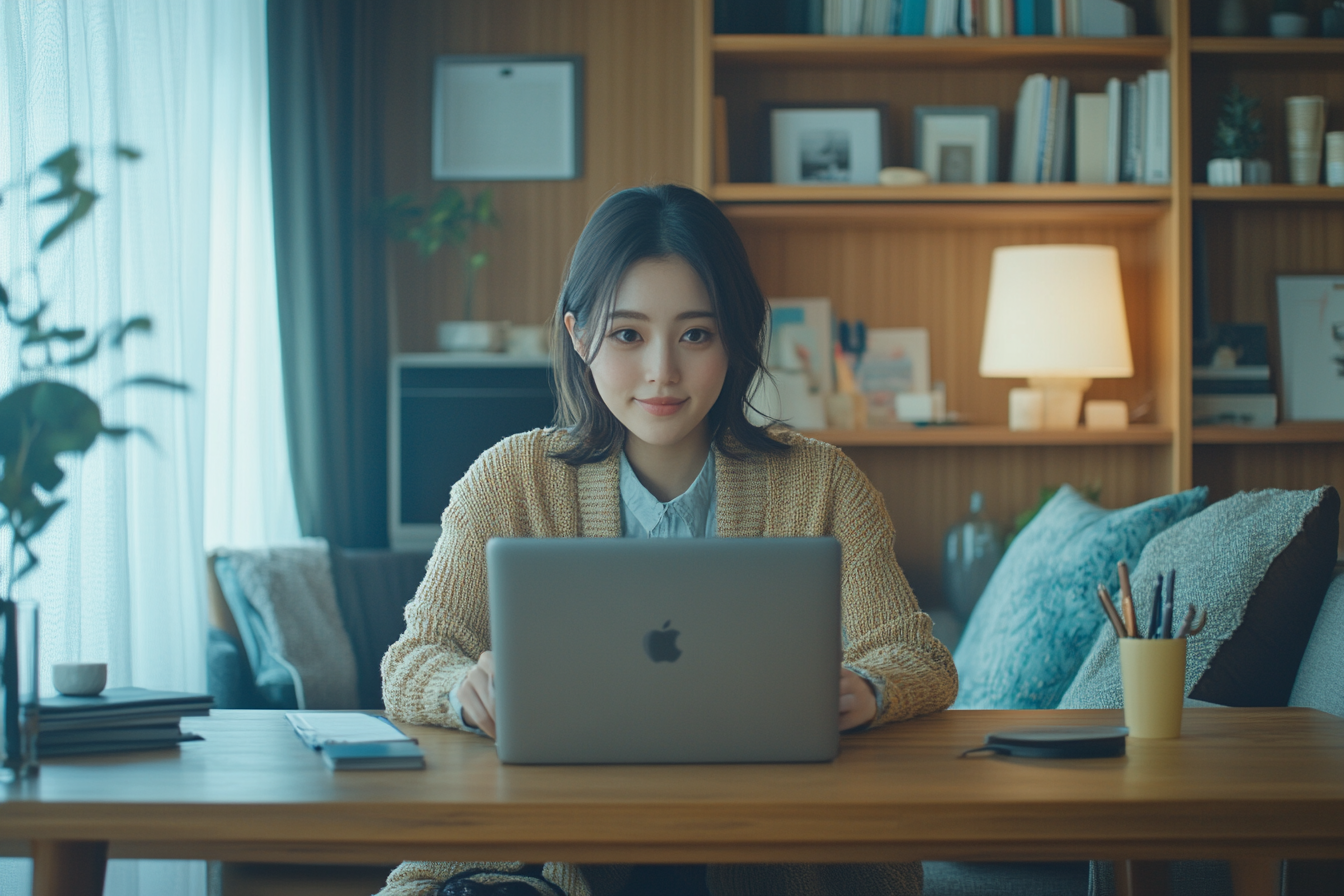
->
xmin=487 ymin=537 xmax=842 ymax=764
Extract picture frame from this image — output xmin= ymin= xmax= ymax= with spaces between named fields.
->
xmin=857 ymin=328 xmax=931 ymax=427
xmin=432 ymin=54 xmax=584 ymax=181
xmin=912 ymin=106 xmax=999 ymax=184
xmin=1276 ymin=275 xmax=1344 ymax=421
xmin=764 ymin=104 xmax=887 ymax=186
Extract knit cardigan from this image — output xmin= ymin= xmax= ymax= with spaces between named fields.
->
xmin=381 ymin=427 xmax=957 ymax=730
xmin=376 ymin=428 xmax=957 ymax=896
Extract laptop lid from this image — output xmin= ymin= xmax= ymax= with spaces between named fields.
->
xmin=487 ymin=537 xmax=841 ymax=764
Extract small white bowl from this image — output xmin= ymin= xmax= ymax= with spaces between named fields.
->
xmin=53 ymin=662 xmax=107 ymax=697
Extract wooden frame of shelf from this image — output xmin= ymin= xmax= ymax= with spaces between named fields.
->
xmin=713 ymin=34 xmax=1172 ymax=66
xmin=1192 ymin=185 xmax=1344 ymax=201
xmin=1193 ymin=423 xmax=1344 ymax=444
xmin=712 ymin=183 xmax=1173 ymax=203
xmin=1190 ymin=37 xmax=1344 ymax=55
xmin=802 ymin=425 xmax=1174 ymax=448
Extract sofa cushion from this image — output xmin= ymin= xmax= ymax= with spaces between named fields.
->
xmin=953 ymin=485 xmax=1207 ymax=710
xmin=1289 ymin=568 xmax=1344 ymax=716
xmin=1060 ymin=486 xmax=1339 ymax=710
xmin=922 ymin=861 xmax=1088 ymax=896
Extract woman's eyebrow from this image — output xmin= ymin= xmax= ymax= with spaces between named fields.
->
xmin=608 ymin=310 xmax=716 ymax=321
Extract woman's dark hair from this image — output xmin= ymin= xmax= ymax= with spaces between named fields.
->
xmin=549 ymin=184 xmax=787 ymax=465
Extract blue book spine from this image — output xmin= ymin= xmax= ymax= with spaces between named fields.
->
xmin=1016 ymin=0 xmax=1035 ymax=35
xmin=1034 ymin=0 xmax=1053 ymax=34
xmin=901 ymin=0 xmax=926 ymax=34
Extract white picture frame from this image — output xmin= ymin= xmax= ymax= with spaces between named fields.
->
xmin=913 ymin=106 xmax=999 ymax=184
xmin=768 ymin=106 xmax=885 ymax=186
xmin=1276 ymin=275 xmax=1344 ymax=421
xmin=432 ymin=55 xmax=583 ymax=181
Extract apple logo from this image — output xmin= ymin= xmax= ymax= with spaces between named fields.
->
xmin=644 ymin=620 xmax=682 ymax=663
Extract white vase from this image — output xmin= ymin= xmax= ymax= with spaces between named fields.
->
xmin=437 ymin=320 xmax=510 ymax=353
xmin=1207 ymin=158 xmax=1271 ymax=186
xmin=1269 ymin=12 xmax=1309 ymax=37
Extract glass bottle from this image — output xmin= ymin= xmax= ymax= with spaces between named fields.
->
xmin=942 ymin=492 xmax=1003 ymax=621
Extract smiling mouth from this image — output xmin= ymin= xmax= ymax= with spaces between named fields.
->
xmin=636 ymin=397 xmax=687 ymax=417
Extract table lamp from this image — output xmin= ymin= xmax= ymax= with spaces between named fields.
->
xmin=979 ymin=244 xmax=1133 ymax=430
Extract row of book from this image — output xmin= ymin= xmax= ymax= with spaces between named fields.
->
xmin=716 ymin=0 xmax=1135 ymax=37
xmin=38 ymin=687 xmax=212 ymax=757
xmin=1011 ymin=71 xmax=1170 ymax=185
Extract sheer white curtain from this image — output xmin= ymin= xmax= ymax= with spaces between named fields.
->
xmin=0 ymin=0 xmax=298 ymax=893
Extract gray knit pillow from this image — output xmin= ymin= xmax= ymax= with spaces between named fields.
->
xmin=1059 ymin=487 xmax=1339 ymax=710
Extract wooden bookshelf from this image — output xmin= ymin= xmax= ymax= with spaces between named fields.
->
xmin=696 ymin=0 xmax=1344 ymax=592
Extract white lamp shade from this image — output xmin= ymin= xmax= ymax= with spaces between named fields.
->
xmin=979 ymin=244 xmax=1134 ymax=379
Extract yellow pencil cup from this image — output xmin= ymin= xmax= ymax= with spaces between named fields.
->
xmin=1119 ymin=638 xmax=1187 ymax=739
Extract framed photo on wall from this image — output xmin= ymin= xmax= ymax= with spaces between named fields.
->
xmin=432 ymin=55 xmax=584 ymax=181
xmin=912 ymin=106 xmax=999 ymax=184
xmin=764 ymin=104 xmax=887 ymax=185
xmin=1276 ymin=275 xmax=1344 ymax=421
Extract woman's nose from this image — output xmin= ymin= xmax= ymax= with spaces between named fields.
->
xmin=646 ymin=341 xmax=679 ymax=384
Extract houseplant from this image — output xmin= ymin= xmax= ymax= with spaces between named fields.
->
xmin=378 ymin=186 xmax=503 ymax=351
xmin=0 ymin=146 xmax=186 ymax=773
xmin=1207 ymin=84 xmax=1271 ymax=186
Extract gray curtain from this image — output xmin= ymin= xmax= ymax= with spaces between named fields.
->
xmin=268 ymin=0 xmax=389 ymax=548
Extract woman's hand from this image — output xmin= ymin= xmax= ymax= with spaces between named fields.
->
xmin=458 ymin=650 xmax=497 ymax=738
xmin=839 ymin=666 xmax=877 ymax=732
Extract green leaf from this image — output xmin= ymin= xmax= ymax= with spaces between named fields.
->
xmin=39 ymin=189 xmax=97 ymax=250
xmin=110 ymin=316 xmax=152 ymax=346
xmin=114 ymin=144 xmax=142 ymax=160
xmin=22 ymin=327 xmax=86 ymax=346
xmin=39 ymin=147 xmax=80 ymax=181
xmin=17 ymin=498 xmax=65 ymax=540
xmin=101 ymin=424 xmax=157 ymax=449
xmin=109 ymin=375 xmax=190 ymax=393
xmin=60 ymin=339 xmax=102 ymax=367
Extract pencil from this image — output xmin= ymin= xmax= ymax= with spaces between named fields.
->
xmin=1096 ymin=584 xmax=1128 ymax=639
xmin=1117 ymin=561 xmax=1137 ymax=638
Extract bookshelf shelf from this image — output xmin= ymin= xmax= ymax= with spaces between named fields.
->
xmin=1190 ymin=37 xmax=1344 ymax=56
xmin=713 ymin=34 xmax=1173 ymax=67
xmin=802 ymin=425 xmax=1174 ymax=447
xmin=1191 ymin=185 xmax=1344 ymax=202
xmin=1192 ymin=423 xmax=1344 ymax=445
xmin=711 ymin=183 xmax=1173 ymax=204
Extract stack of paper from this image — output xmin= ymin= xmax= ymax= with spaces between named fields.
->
xmin=38 ymin=687 xmax=213 ymax=757
xmin=287 ymin=711 xmax=426 ymax=770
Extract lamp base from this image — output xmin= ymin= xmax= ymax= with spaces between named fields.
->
xmin=1027 ymin=377 xmax=1092 ymax=430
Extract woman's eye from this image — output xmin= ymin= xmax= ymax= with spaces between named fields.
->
xmin=611 ymin=328 xmax=641 ymax=344
xmin=682 ymin=328 xmax=713 ymax=344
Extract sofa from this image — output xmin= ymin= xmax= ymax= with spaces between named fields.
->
xmin=206 ymin=484 xmax=1344 ymax=896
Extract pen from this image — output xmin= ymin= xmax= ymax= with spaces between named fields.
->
xmin=1160 ymin=569 xmax=1176 ymax=639
xmin=1147 ymin=574 xmax=1165 ymax=639
xmin=1118 ymin=561 xmax=1137 ymax=638
xmin=1173 ymin=604 xmax=1197 ymax=639
xmin=1096 ymin=584 xmax=1128 ymax=639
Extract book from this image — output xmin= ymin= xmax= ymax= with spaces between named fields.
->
xmin=1016 ymin=0 xmax=1036 ymax=36
xmin=1011 ymin=74 xmax=1048 ymax=184
xmin=322 ymin=741 xmax=426 ymax=771
xmin=1104 ymin=77 xmax=1123 ymax=183
xmin=38 ymin=687 xmax=214 ymax=723
xmin=1121 ymin=79 xmax=1142 ymax=183
xmin=40 ymin=724 xmax=183 ymax=746
xmin=1049 ymin=76 xmax=1071 ymax=181
xmin=1079 ymin=0 xmax=1136 ymax=35
xmin=1276 ymin=275 xmax=1344 ymax=421
xmin=1074 ymin=93 xmax=1109 ymax=183
xmin=287 ymin=711 xmax=415 ymax=749
xmin=1143 ymin=70 xmax=1170 ymax=185
xmin=39 ymin=732 xmax=204 ymax=758
xmin=901 ymin=0 xmax=927 ymax=34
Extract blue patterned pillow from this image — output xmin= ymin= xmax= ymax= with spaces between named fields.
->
xmin=953 ymin=484 xmax=1207 ymax=709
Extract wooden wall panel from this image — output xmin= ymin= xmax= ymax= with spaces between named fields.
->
xmin=383 ymin=0 xmax=698 ymax=352
xmin=1194 ymin=444 xmax=1344 ymax=555
xmin=729 ymin=210 xmax=1165 ymax=428
xmin=851 ymin=445 xmax=1172 ymax=606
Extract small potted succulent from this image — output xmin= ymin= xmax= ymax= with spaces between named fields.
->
xmin=1270 ymin=0 xmax=1310 ymax=37
xmin=1208 ymin=85 xmax=1271 ymax=186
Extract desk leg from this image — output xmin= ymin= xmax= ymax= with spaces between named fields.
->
xmin=1230 ymin=860 xmax=1282 ymax=896
xmin=1115 ymin=860 xmax=1170 ymax=896
xmin=31 ymin=840 xmax=108 ymax=896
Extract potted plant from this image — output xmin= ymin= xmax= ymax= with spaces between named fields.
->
xmin=1270 ymin=0 xmax=1310 ymax=37
xmin=378 ymin=187 xmax=504 ymax=352
xmin=0 ymin=146 xmax=186 ymax=774
xmin=1208 ymin=85 xmax=1271 ymax=186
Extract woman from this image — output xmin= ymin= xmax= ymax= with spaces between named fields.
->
xmin=379 ymin=184 xmax=957 ymax=896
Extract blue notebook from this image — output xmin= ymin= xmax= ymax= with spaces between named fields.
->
xmin=322 ymin=741 xmax=426 ymax=771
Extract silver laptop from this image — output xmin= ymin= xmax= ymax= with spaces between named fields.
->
xmin=487 ymin=537 xmax=841 ymax=764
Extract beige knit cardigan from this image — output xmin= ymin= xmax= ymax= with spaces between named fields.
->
xmin=377 ymin=427 xmax=958 ymax=896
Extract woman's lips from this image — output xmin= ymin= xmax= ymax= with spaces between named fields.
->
xmin=636 ymin=397 xmax=687 ymax=417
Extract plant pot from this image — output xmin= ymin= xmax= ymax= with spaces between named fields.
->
xmin=1207 ymin=157 xmax=1272 ymax=186
xmin=1269 ymin=11 xmax=1309 ymax=37
xmin=1217 ymin=0 xmax=1250 ymax=36
xmin=437 ymin=320 xmax=510 ymax=353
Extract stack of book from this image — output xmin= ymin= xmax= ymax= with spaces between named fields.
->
xmin=718 ymin=0 xmax=1137 ymax=36
xmin=1011 ymin=71 xmax=1169 ymax=185
xmin=1192 ymin=324 xmax=1276 ymax=428
xmin=38 ymin=687 xmax=213 ymax=757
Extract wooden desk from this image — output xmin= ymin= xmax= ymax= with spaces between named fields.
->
xmin=4 ymin=708 xmax=1344 ymax=896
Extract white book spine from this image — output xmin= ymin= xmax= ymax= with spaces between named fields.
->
xmin=1104 ymin=77 xmax=1122 ymax=184
xmin=1011 ymin=75 xmax=1039 ymax=183
xmin=1143 ymin=70 xmax=1170 ymax=185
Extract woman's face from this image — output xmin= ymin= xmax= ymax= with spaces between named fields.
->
xmin=566 ymin=256 xmax=728 ymax=455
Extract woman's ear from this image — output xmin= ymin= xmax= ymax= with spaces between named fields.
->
xmin=564 ymin=312 xmax=587 ymax=361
